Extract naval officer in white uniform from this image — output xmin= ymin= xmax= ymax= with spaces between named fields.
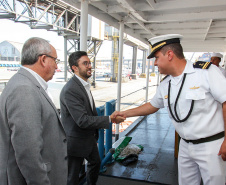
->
xmin=113 ymin=34 xmax=226 ymax=185
xmin=210 ymin=52 xmax=226 ymax=77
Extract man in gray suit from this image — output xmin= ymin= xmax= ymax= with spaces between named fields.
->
xmin=60 ymin=51 xmax=124 ymax=185
xmin=0 ymin=37 xmax=68 ymax=185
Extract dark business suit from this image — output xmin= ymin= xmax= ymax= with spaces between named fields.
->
xmin=60 ymin=75 xmax=109 ymax=185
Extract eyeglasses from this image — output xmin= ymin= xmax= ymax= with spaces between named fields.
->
xmin=82 ymin=61 xmax=92 ymax=67
xmin=39 ymin=54 xmax=60 ymax=64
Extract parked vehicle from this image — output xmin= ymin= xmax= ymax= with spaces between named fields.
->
xmin=103 ymin=72 xmax=112 ymax=77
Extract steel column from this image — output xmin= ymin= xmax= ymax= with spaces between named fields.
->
xmin=64 ymin=36 xmax=68 ymax=81
xmin=132 ymin=46 xmax=138 ymax=74
xmin=142 ymin=50 xmax=146 ymax=73
xmin=115 ymin=22 xmax=124 ymax=141
xmin=80 ymin=0 xmax=88 ymax=51
xmin=92 ymin=41 xmax=96 ymax=88
xmin=145 ymin=48 xmax=151 ymax=102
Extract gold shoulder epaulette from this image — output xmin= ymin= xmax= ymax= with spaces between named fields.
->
xmin=160 ymin=75 xmax=169 ymax=82
xmin=193 ymin=61 xmax=211 ymax=69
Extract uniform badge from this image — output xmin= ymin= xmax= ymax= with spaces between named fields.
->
xmin=190 ymin=86 xmax=200 ymax=89
xmin=164 ymin=95 xmax=168 ymax=99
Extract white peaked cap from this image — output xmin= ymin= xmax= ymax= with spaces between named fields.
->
xmin=211 ymin=53 xmax=223 ymax=58
xmin=148 ymin=34 xmax=183 ymax=46
xmin=147 ymin=34 xmax=183 ymax=59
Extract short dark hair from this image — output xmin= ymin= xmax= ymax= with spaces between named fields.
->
xmin=68 ymin=51 xmax=88 ymax=72
xmin=160 ymin=43 xmax=184 ymax=59
xmin=21 ymin=37 xmax=51 ymax=65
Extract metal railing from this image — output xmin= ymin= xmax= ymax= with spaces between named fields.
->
xmin=96 ymin=99 xmax=116 ymax=172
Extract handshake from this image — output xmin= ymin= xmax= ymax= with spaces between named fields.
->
xmin=110 ymin=111 xmax=126 ymax=124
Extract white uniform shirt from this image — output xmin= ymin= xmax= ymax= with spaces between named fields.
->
xmin=219 ymin=66 xmax=226 ymax=78
xmin=150 ymin=61 xmax=226 ymax=140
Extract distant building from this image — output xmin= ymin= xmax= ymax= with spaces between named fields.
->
xmin=0 ymin=40 xmax=23 ymax=61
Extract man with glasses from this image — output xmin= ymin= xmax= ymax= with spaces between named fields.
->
xmin=0 ymin=37 xmax=68 ymax=185
xmin=60 ymin=51 xmax=125 ymax=185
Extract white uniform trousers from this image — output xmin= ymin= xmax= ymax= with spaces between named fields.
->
xmin=178 ymin=138 xmax=226 ymax=185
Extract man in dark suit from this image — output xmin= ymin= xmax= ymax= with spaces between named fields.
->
xmin=0 ymin=37 xmax=68 ymax=185
xmin=60 ymin=51 xmax=124 ymax=185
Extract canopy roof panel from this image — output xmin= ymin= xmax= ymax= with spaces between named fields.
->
xmin=63 ymin=0 xmax=226 ymax=52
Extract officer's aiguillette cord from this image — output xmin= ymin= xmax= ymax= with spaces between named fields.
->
xmin=168 ymin=73 xmax=194 ymax=123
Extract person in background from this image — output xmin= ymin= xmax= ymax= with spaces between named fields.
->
xmin=0 ymin=37 xmax=68 ymax=185
xmin=113 ymin=34 xmax=226 ymax=185
xmin=60 ymin=51 xmax=125 ymax=185
xmin=210 ymin=52 xmax=226 ymax=77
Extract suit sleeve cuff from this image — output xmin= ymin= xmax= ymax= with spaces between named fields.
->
xmin=109 ymin=116 xmax=111 ymax=123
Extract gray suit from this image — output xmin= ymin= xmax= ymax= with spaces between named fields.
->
xmin=60 ymin=75 xmax=109 ymax=185
xmin=0 ymin=68 xmax=68 ymax=185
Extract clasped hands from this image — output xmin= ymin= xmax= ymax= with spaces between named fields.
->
xmin=110 ymin=111 xmax=126 ymax=124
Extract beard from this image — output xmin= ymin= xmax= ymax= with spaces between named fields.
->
xmin=78 ymin=67 xmax=92 ymax=80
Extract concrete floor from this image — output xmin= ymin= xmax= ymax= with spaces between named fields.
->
xmin=97 ymin=108 xmax=178 ymax=185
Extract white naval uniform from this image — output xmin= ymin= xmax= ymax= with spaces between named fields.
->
xmin=219 ymin=67 xmax=226 ymax=78
xmin=150 ymin=61 xmax=226 ymax=185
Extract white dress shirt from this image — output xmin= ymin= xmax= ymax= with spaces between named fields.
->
xmin=74 ymin=74 xmax=93 ymax=110
xmin=75 ymin=74 xmax=112 ymax=122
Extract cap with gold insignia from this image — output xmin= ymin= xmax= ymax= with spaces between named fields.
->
xmin=147 ymin=34 xmax=183 ymax=59
xmin=211 ymin=52 xmax=223 ymax=59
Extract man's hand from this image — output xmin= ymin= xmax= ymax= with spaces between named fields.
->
xmin=111 ymin=116 xmax=125 ymax=124
xmin=218 ymin=139 xmax=226 ymax=161
xmin=110 ymin=111 xmax=126 ymax=124
xmin=111 ymin=111 xmax=127 ymax=119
